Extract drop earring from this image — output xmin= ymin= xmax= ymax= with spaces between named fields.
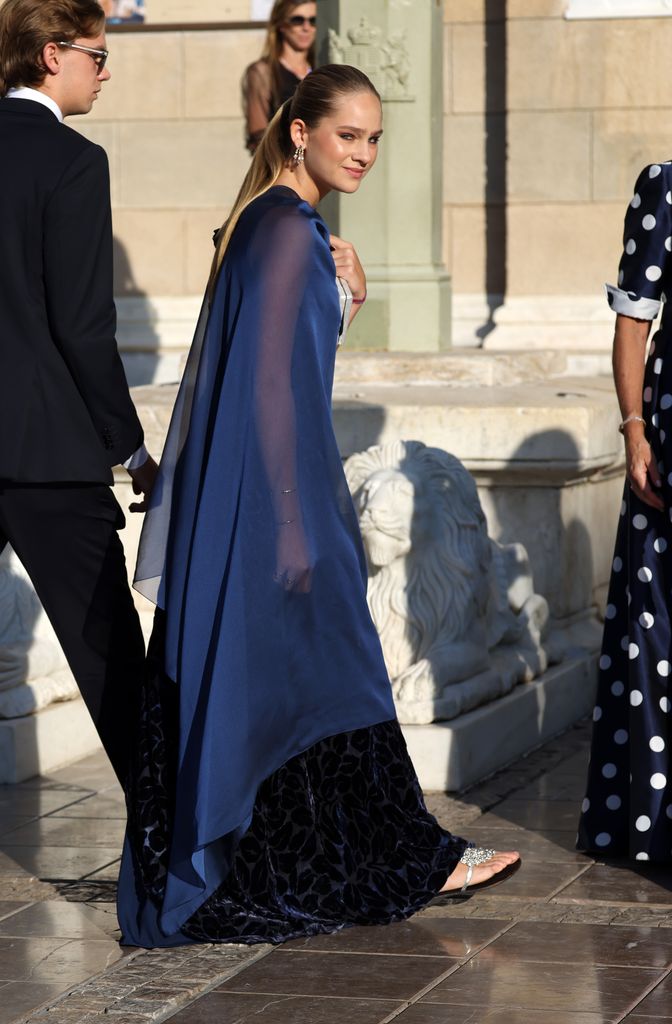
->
xmin=293 ymin=145 xmax=305 ymax=166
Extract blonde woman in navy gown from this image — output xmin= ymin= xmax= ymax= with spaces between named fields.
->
xmin=118 ymin=65 xmax=519 ymax=947
xmin=579 ymin=162 xmax=672 ymax=860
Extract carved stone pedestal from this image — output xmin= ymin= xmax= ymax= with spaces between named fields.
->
xmin=0 ymin=699 xmax=101 ymax=784
xmin=402 ymin=654 xmax=598 ymax=792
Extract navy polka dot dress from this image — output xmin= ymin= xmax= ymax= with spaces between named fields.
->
xmin=578 ymin=163 xmax=672 ymax=862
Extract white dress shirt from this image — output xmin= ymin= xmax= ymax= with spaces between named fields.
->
xmin=5 ymin=87 xmax=148 ymax=472
xmin=6 ymin=86 xmax=64 ymax=121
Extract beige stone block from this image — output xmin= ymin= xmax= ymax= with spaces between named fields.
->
xmin=185 ymin=210 xmax=225 ymax=294
xmin=506 ymin=20 xmax=602 ymax=113
xmin=87 ymin=34 xmax=182 ymax=122
xmin=118 ymin=119 xmax=249 ymax=208
xmin=504 ymin=18 xmax=672 ymax=113
xmin=444 ymin=0 xmax=485 ymax=22
xmin=66 ymin=122 xmax=120 ymax=206
xmin=444 ymin=0 xmax=564 ymax=19
xmin=146 ymin=0 xmax=250 ymax=21
xmin=507 ymin=0 xmax=565 ymax=15
xmin=112 ymin=210 xmax=186 ymax=296
xmin=597 ymin=19 xmax=672 ymax=110
xmin=444 ymin=115 xmax=482 ymax=204
xmin=506 ymin=202 xmax=623 ymax=296
xmin=451 ymin=204 xmax=486 ymax=295
xmin=508 ymin=112 xmax=591 ymax=202
xmin=593 ymin=110 xmax=672 ymax=203
xmin=452 ymin=22 xmax=505 ymax=114
xmin=184 ymin=30 xmax=265 ymax=119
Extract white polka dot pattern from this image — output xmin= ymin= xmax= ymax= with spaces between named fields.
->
xmin=580 ymin=162 xmax=672 ymax=862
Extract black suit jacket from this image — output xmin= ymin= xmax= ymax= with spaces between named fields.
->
xmin=0 ymin=98 xmax=143 ymax=483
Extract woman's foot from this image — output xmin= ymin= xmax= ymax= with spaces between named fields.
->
xmin=440 ymin=849 xmax=520 ymax=893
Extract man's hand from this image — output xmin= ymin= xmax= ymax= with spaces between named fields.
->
xmin=128 ymin=456 xmax=159 ymax=513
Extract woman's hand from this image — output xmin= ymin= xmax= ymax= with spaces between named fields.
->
xmin=274 ymin=521 xmax=312 ymax=593
xmin=329 ymin=234 xmax=366 ymax=302
xmin=624 ymin=426 xmax=664 ymax=511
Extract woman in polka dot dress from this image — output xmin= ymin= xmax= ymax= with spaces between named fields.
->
xmin=578 ymin=162 xmax=672 ymax=862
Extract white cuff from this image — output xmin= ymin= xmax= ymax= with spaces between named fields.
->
xmin=605 ymin=284 xmax=661 ymax=320
xmin=123 ymin=443 xmax=149 ymax=471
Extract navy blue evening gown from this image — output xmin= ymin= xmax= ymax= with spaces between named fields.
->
xmin=117 ymin=186 xmax=468 ymax=946
xmin=578 ymin=164 xmax=672 ymax=861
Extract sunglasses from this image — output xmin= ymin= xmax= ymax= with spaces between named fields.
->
xmin=287 ymin=15 xmax=317 ymax=27
xmin=57 ymin=41 xmax=108 ymax=73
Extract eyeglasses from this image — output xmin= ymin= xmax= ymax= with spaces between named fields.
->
xmin=57 ymin=41 xmax=109 ymax=73
xmin=287 ymin=15 xmax=316 ymax=27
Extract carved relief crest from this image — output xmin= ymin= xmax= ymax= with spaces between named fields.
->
xmin=328 ymin=16 xmax=413 ymax=102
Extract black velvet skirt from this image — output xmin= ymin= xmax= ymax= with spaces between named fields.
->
xmin=125 ymin=624 xmax=468 ymax=945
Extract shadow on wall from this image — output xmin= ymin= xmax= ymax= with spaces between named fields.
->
xmin=113 ymin=236 xmax=161 ymax=387
xmin=483 ymin=429 xmax=600 ymax=626
xmin=332 ymin=401 xmax=387 ymax=462
xmin=476 ymin=0 xmax=508 ymax=346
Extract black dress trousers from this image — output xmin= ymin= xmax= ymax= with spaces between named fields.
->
xmin=0 ymin=483 xmax=145 ymax=786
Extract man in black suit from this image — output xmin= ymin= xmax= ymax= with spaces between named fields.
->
xmin=0 ymin=0 xmax=157 ymax=784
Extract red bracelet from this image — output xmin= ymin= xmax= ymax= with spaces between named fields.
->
xmin=352 ymin=290 xmax=367 ymax=305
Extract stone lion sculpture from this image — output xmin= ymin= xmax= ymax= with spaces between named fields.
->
xmin=0 ymin=546 xmax=77 ymax=718
xmin=344 ymin=440 xmax=558 ymax=725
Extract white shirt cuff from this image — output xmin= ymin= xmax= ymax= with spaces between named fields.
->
xmin=605 ymin=284 xmax=661 ymax=321
xmin=123 ymin=443 xmax=149 ymax=471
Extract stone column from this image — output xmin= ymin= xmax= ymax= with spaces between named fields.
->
xmin=317 ymin=0 xmax=450 ymax=351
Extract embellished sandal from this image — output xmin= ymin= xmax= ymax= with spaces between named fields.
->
xmin=428 ymin=846 xmax=522 ymax=904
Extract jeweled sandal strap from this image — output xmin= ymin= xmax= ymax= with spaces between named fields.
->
xmin=460 ymin=863 xmax=474 ymax=893
xmin=459 ymin=846 xmax=496 ymax=867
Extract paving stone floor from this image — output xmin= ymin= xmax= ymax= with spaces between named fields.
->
xmin=0 ymin=719 xmax=669 ymax=1023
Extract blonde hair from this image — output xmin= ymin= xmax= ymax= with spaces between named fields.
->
xmin=262 ymin=0 xmax=316 ymax=111
xmin=0 ymin=0 xmax=105 ymax=96
xmin=209 ymin=64 xmax=379 ymax=294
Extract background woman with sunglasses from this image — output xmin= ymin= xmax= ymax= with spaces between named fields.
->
xmin=242 ymin=0 xmax=316 ymax=154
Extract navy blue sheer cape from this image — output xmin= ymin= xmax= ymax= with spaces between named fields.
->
xmin=120 ymin=187 xmax=396 ymax=944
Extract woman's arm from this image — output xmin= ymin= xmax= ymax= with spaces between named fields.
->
xmin=612 ymin=313 xmax=663 ymax=510
xmin=253 ymin=208 xmax=313 ymax=592
xmin=242 ymin=61 xmax=271 ymax=155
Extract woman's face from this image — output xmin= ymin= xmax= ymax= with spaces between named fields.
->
xmin=300 ymin=91 xmax=383 ymax=196
xmin=280 ymin=1 xmax=317 ymax=54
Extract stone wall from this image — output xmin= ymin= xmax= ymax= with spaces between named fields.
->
xmin=79 ymin=22 xmax=264 ymax=306
xmin=443 ymin=1 xmax=672 ymax=309
xmin=3 ymin=0 xmax=671 ymax=351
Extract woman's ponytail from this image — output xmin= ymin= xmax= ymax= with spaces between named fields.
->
xmin=208 ymin=99 xmax=293 ymax=294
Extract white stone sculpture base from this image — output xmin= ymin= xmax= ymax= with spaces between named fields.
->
xmin=402 ymin=654 xmax=597 ymax=793
xmin=0 ymin=699 xmax=102 ymax=784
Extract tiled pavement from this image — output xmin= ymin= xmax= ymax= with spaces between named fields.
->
xmin=0 ymin=720 xmax=670 ymax=1023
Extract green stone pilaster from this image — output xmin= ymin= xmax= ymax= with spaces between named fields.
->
xmin=317 ymin=0 xmax=450 ymax=351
